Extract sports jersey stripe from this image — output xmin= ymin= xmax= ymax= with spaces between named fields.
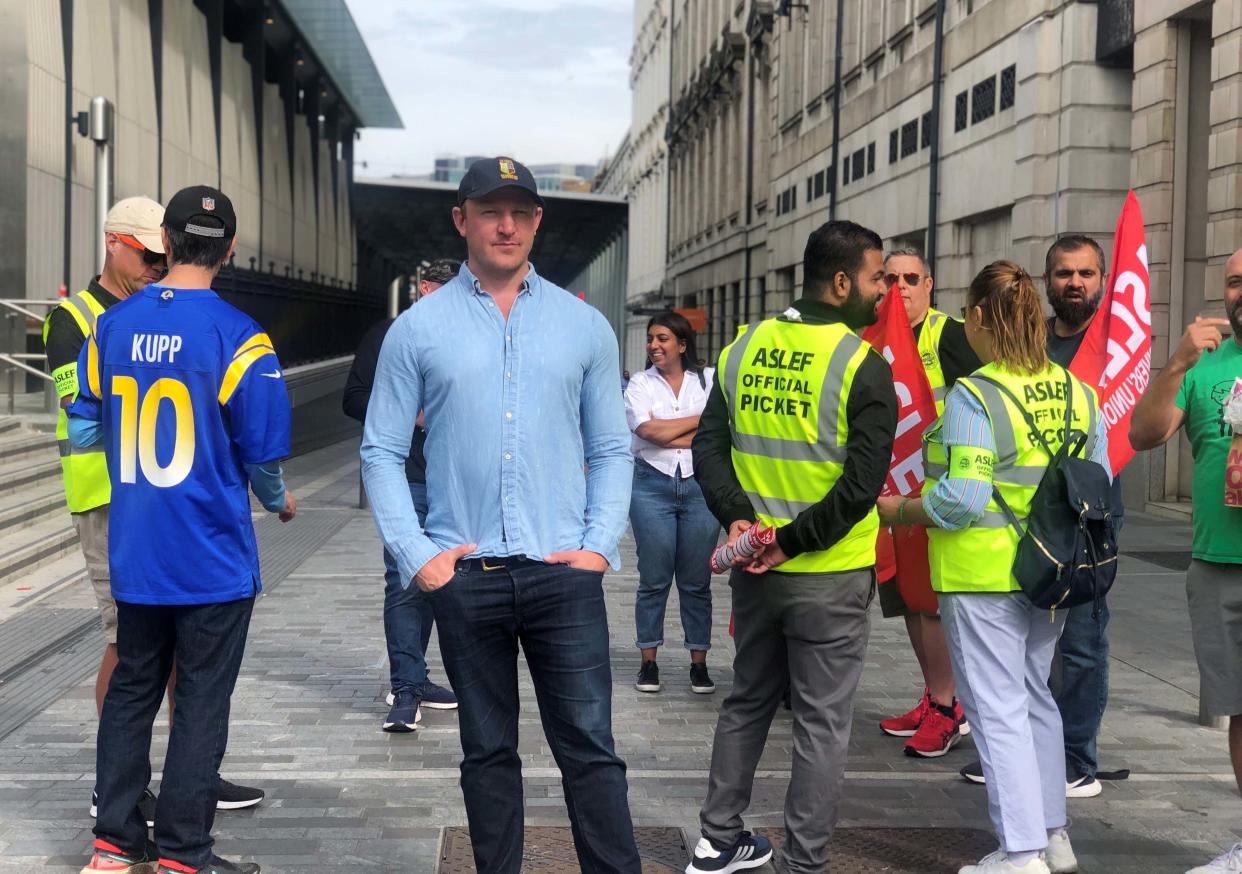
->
xmin=85 ymin=336 xmax=101 ymax=398
xmin=218 ymin=344 xmax=276 ymax=405
xmin=232 ymin=332 xmax=273 ymax=360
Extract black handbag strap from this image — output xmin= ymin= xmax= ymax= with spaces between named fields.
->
xmin=970 ymin=369 xmax=1082 ymax=537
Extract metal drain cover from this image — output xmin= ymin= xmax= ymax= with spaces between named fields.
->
xmin=758 ymin=826 xmax=997 ymax=873
xmin=438 ymin=826 xmax=688 ymax=872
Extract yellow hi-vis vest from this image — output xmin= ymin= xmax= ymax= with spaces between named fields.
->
xmin=915 ymin=308 xmax=953 ymax=415
xmin=719 ymin=316 xmax=880 ymax=573
xmin=921 ymin=362 xmax=1101 ymax=594
xmin=42 ymin=291 xmax=109 ymax=513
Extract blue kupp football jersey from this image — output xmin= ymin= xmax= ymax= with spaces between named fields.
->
xmin=70 ymin=285 xmax=291 ymax=605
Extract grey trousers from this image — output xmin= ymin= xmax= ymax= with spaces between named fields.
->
xmin=699 ymin=567 xmax=874 ymax=874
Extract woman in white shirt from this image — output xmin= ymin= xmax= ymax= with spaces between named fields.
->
xmin=624 ymin=312 xmax=722 ymax=695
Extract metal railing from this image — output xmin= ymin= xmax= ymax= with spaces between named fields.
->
xmin=0 ymin=299 xmax=57 ymax=416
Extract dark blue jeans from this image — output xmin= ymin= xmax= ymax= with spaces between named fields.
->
xmin=428 ymin=560 xmax=641 ymax=874
xmin=628 ymin=460 xmax=720 ymax=651
xmin=381 ymin=481 xmax=434 ymax=693
xmin=1054 ymin=515 xmax=1121 ymax=779
xmin=95 ymin=596 xmax=254 ymax=868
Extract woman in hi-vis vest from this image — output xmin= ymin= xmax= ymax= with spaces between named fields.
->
xmin=878 ymin=261 xmax=1110 ymax=874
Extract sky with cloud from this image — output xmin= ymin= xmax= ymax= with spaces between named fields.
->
xmin=344 ymin=0 xmax=633 ymax=178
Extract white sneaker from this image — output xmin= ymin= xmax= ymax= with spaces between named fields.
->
xmin=1045 ymin=832 xmax=1078 ymax=873
xmin=1187 ymin=843 xmax=1242 ymax=873
xmin=959 ymin=850 xmax=1051 ymax=874
xmin=1065 ymin=774 xmax=1102 ymax=798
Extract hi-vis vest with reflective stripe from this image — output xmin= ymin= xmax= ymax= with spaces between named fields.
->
xmin=42 ymin=291 xmax=110 ymax=513
xmin=921 ymin=362 xmax=1100 ymax=593
xmin=916 ymin=308 xmax=952 ymax=415
xmin=719 ymin=316 xmax=880 ymax=573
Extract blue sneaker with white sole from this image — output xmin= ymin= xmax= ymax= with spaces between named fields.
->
xmin=383 ymin=690 xmax=421 ymax=732
xmin=417 ymin=680 xmax=458 ymax=710
xmin=685 ymin=831 xmax=773 ymax=873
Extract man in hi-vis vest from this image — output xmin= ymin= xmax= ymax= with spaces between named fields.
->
xmin=877 ymin=248 xmax=980 ymax=759
xmin=43 ymin=196 xmax=168 ymax=717
xmin=686 ymin=220 xmax=898 ymax=874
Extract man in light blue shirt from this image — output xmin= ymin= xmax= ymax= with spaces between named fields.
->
xmin=360 ymin=156 xmax=640 ymax=874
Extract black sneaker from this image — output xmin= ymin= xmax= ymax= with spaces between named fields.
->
xmin=686 ymin=831 xmax=773 ymax=873
xmin=90 ymin=788 xmax=157 ymax=828
xmin=216 ymin=777 xmax=264 ymax=810
xmin=157 ymin=854 xmax=260 ymax=873
xmin=383 ymin=689 xmax=420 ymax=732
xmin=635 ymin=660 xmax=661 ymax=693
xmin=960 ymin=760 xmax=986 ymax=784
xmin=690 ymin=663 xmax=715 ymax=694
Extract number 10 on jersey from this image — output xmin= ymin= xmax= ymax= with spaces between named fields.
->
xmin=111 ymin=375 xmax=196 ymax=487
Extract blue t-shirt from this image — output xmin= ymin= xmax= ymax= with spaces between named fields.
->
xmin=69 ymin=285 xmax=291 ymax=605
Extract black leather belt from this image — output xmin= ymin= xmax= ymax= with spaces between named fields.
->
xmin=456 ymin=556 xmax=541 ymax=573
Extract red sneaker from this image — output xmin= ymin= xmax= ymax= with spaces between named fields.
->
xmin=80 ymin=839 xmax=155 ymax=874
xmin=880 ymin=688 xmax=929 ymax=737
xmin=904 ymin=700 xmax=962 ymax=758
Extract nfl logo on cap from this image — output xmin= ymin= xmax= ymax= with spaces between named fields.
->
xmin=202 ymin=197 xmax=215 ymax=211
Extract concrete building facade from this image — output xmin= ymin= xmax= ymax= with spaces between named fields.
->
xmin=620 ymin=0 xmax=673 ymax=372
xmin=568 ymin=139 xmax=631 ymax=353
xmin=3 ymin=0 xmax=400 ymax=306
xmin=656 ymin=0 xmax=1240 ymax=509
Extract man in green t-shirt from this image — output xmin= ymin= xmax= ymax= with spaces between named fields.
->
xmin=1132 ymin=247 xmax=1242 ymax=874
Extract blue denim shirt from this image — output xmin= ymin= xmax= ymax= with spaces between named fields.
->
xmin=360 ymin=262 xmax=633 ymax=586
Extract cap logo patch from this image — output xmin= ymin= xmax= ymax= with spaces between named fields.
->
xmin=202 ymin=197 xmax=215 ymax=211
xmin=498 ymin=159 xmax=518 ymax=181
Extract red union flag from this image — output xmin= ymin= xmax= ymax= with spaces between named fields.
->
xmin=862 ymin=287 xmax=939 ymax=611
xmin=1068 ymin=191 xmax=1152 ymax=475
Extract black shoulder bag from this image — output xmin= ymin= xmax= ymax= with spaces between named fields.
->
xmin=972 ymin=373 xmax=1119 ymax=619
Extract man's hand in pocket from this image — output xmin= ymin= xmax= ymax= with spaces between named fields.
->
xmin=414 ymin=543 xmax=477 ymax=592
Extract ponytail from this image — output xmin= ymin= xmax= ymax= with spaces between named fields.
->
xmin=968 ymin=260 xmax=1049 ymax=375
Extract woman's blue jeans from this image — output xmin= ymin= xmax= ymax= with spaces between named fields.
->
xmin=628 ymin=459 xmax=721 ymax=652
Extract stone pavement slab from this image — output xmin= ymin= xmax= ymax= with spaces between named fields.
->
xmin=0 ymin=440 xmax=1237 ymax=872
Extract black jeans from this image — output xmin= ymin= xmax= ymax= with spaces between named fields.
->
xmin=428 ymin=560 xmax=641 ymax=874
xmin=94 ymin=596 xmax=255 ymax=868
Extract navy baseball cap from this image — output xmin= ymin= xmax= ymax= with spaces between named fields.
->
xmin=163 ymin=185 xmax=237 ymax=240
xmin=457 ymin=156 xmax=545 ymax=208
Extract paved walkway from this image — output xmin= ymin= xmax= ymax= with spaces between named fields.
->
xmin=0 ymin=440 xmax=1237 ymax=872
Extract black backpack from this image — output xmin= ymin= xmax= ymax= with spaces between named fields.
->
xmin=973 ymin=373 xmax=1119 ymax=619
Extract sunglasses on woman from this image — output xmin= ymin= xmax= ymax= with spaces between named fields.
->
xmin=116 ymin=234 xmax=167 ymax=267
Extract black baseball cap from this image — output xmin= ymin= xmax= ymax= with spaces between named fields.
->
xmin=456 ymin=156 xmax=545 ymax=208
xmin=163 ymin=185 xmax=237 ymax=240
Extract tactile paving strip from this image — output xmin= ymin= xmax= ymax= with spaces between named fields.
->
xmin=0 ymin=506 xmax=352 ymax=740
xmin=758 ymin=826 xmax=997 ymax=873
xmin=437 ymin=826 xmax=689 ymax=873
